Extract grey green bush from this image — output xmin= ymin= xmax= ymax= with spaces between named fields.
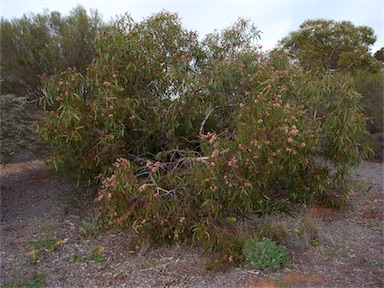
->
xmin=243 ymin=238 xmax=290 ymax=270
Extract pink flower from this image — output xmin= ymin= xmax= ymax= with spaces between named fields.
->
xmin=139 ymin=184 xmax=147 ymax=191
xmin=290 ymin=125 xmax=299 ymax=136
xmin=117 ymin=158 xmax=129 ymax=165
xmin=287 ymin=137 xmax=293 ymax=143
xmin=208 ymin=133 xmax=217 ymax=144
xmin=95 ymin=194 xmax=103 ymax=202
xmin=103 ymin=81 xmax=111 ymax=87
xmin=300 ymin=142 xmax=306 ymax=148
xmin=224 ymin=175 xmax=229 ymax=185
xmin=291 ymin=129 xmax=298 ymax=136
xmin=228 ymin=156 xmax=239 ymax=169
xmin=211 ymin=149 xmax=220 ymax=158
xmin=210 ymin=184 xmax=218 ymax=191
xmin=179 ymin=217 xmax=186 ymax=225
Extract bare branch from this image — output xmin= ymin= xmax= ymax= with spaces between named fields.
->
xmin=199 ymin=105 xmax=220 ymax=135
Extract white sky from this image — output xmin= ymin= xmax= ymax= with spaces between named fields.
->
xmin=1 ymin=0 xmax=383 ymax=53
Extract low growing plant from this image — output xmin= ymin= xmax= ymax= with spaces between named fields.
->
xmin=73 ymin=245 xmax=105 ymax=263
xmin=243 ymin=238 xmax=290 ymax=270
xmin=27 ymin=237 xmax=68 ymax=264
xmin=3 ymin=274 xmax=45 ymax=288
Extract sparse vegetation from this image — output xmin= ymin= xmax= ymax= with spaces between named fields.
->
xmin=3 ymin=274 xmax=45 ymax=288
xmin=27 ymin=236 xmax=68 ymax=264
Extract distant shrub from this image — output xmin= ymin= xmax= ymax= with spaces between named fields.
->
xmin=0 ymin=5 xmax=107 ymax=98
xmin=0 ymin=94 xmax=35 ymax=163
xmin=353 ymin=70 xmax=383 ymax=161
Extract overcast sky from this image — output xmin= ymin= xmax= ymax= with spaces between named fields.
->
xmin=1 ymin=0 xmax=383 ymax=53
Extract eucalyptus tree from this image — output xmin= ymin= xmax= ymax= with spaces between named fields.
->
xmin=278 ymin=19 xmax=379 ymax=73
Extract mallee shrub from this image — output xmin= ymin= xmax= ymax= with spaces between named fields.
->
xmin=36 ymin=12 xmax=372 ymax=266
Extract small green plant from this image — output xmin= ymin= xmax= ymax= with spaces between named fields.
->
xmin=324 ymin=248 xmax=336 ymax=256
xmin=79 ymin=219 xmax=102 ymax=238
xmin=260 ymin=221 xmax=289 ymax=243
xmin=362 ymin=257 xmax=381 ymax=268
xmin=243 ymin=238 xmax=290 ymax=270
xmin=298 ymin=215 xmax=319 ymax=241
xmin=73 ymin=245 xmax=105 ymax=263
xmin=324 ymin=244 xmax=350 ymax=258
xmin=309 ymin=239 xmax=320 ymax=247
xmin=22 ymin=274 xmax=45 ymax=288
xmin=27 ymin=237 xmax=68 ymax=264
xmin=335 ymin=244 xmax=351 ymax=258
xmin=3 ymin=273 xmax=45 ymax=288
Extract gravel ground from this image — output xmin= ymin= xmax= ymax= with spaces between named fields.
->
xmin=0 ymin=159 xmax=383 ymax=287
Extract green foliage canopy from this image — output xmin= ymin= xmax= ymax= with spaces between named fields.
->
xmin=278 ymin=19 xmax=380 ymax=73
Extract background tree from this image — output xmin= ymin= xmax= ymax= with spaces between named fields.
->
xmin=353 ymin=70 xmax=383 ymax=161
xmin=0 ymin=5 xmax=106 ymax=98
xmin=373 ymin=47 xmax=384 ymax=63
xmin=278 ymin=19 xmax=379 ymax=73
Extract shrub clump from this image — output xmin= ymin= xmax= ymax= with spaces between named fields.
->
xmin=36 ymin=12 xmax=372 ymax=268
xmin=243 ymin=238 xmax=290 ymax=270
